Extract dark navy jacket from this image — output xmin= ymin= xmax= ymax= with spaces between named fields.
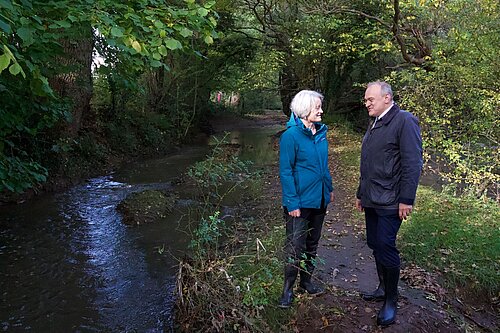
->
xmin=356 ymin=104 xmax=423 ymax=209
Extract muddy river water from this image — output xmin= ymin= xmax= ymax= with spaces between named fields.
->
xmin=0 ymin=126 xmax=279 ymax=332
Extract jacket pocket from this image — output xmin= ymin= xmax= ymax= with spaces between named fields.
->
xmin=368 ymin=178 xmax=396 ymax=205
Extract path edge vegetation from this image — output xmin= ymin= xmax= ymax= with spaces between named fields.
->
xmin=174 ymin=118 xmax=499 ymax=331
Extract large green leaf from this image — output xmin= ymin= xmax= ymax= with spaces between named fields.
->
xmin=0 ymin=18 xmax=11 ymax=33
xmin=17 ymin=27 xmax=35 ymax=46
xmin=179 ymin=27 xmax=192 ymax=38
xmin=152 ymin=52 xmax=161 ymax=60
xmin=0 ymin=53 xmax=10 ymax=72
xmin=0 ymin=0 xmax=14 ymax=10
xmin=165 ymin=38 xmax=182 ymax=50
xmin=111 ymin=26 xmax=123 ymax=37
xmin=197 ymin=8 xmax=208 ymax=17
xmin=132 ymin=40 xmax=142 ymax=53
xmin=55 ymin=20 xmax=71 ymax=28
xmin=8 ymin=62 xmax=21 ymax=75
xmin=158 ymin=45 xmax=168 ymax=56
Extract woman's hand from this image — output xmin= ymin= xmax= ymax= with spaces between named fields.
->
xmin=288 ymin=209 xmax=301 ymax=217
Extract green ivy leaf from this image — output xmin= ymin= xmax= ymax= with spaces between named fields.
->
xmin=111 ymin=26 xmax=123 ymax=37
xmin=204 ymin=35 xmax=213 ymax=44
xmin=179 ymin=27 xmax=192 ymax=38
xmin=152 ymin=52 xmax=161 ymax=60
xmin=158 ymin=45 xmax=168 ymax=56
xmin=154 ymin=20 xmax=164 ymax=29
xmin=198 ymin=8 xmax=208 ymax=17
xmin=165 ymin=38 xmax=181 ymax=50
xmin=9 ymin=62 xmax=22 ymax=75
xmin=150 ymin=59 xmax=162 ymax=67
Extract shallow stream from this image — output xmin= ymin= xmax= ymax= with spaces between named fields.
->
xmin=0 ymin=126 xmax=279 ymax=332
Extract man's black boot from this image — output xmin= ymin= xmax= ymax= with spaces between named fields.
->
xmin=278 ymin=265 xmax=298 ymax=308
xmin=299 ymin=269 xmax=325 ymax=296
xmin=362 ymin=260 xmax=385 ymax=301
xmin=377 ymin=266 xmax=400 ymax=326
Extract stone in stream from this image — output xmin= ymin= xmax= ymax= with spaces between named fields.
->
xmin=117 ymin=190 xmax=177 ymax=225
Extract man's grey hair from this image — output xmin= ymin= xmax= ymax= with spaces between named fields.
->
xmin=367 ymin=81 xmax=393 ymax=99
xmin=290 ymin=90 xmax=324 ymax=119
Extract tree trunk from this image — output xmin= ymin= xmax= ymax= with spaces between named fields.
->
xmin=279 ymin=64 xmax=298 ymax=117
xmin=49 ymin=24 xmax=93 ymax=136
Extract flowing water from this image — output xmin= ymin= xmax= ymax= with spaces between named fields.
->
xmin=0 ymin=126 xmax=279 ymax=332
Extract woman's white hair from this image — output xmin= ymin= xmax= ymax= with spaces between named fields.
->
xmin=290 ymin=90 xmax=324 ymax=119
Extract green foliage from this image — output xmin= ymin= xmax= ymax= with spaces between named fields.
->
xmin=0 ymin=0 xmax=218 ymax=194
xmin=240 ymin=90 xmax=281 ymax=114
xmin=387 ymin=0 xmax=500 ymax=193
xmin=0 ymin=82 xmax=68 ymax=192
xmin=106 ymin=122 xmax=139 ymax=155
xmin=189 ymin=211 xmax=225 ymax=258
xmin=1 ymin=0 xmax=218 ymax=78
xmin=400 ymin=186 xmax=500 ymax=294
xmin=0 ymin=155 xmax=47 ymax=193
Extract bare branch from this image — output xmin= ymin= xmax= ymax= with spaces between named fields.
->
xmin=392 ymin=0 xmax=425 ymax=66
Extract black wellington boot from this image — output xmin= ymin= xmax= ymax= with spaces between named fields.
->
xmin=362 ymin=260 xmax=385 ymax=301
xmin=278 ymin=265 xmax=298 ymax=308
xmin=299 ymin=269 xmax=325 ymax=296
xmin=377 ymin=266 xmax=400 ymax=326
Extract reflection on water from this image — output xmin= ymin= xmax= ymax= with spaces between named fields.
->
xmin=0 ymin=127 xmax=280 ymax=332
xmin=211 ymin=127 xmax=278 ymax=166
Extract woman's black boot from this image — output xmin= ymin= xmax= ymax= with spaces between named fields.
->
xmin=299 ymin=269 xmax=325 ymax=296
xmin=362 ymin=260 xmax=385 ymax=301
xmin=377 ymin=266 xmax=400 ymax=326
xmin=278 ymin=265 xmax=298 ymax=308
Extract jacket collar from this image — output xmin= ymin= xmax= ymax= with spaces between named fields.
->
xmin=373 ymin=104 xmax=400 ymax=128
xmin=287 ymin=113 xmax=327 ymax=137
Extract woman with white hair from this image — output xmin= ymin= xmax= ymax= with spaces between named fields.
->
xmin=278 ymin=90 xmax=335 ymax=308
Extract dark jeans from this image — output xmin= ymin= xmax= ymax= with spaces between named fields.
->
xmin=365 ymin=208 xmax=402 ymax=268
xmin=283 ymin=207 xmax=326 ymax=272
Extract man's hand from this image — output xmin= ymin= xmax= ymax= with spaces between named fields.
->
xmin=399 ymin=203 xmax=413 ymax=220
xmin=288 ymin=209 xmax=301 ymax=217
xmin=355 ymin=198 xmax=364 ymax=212
xmin=330 ymin=191 xmax=335 ymax=204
